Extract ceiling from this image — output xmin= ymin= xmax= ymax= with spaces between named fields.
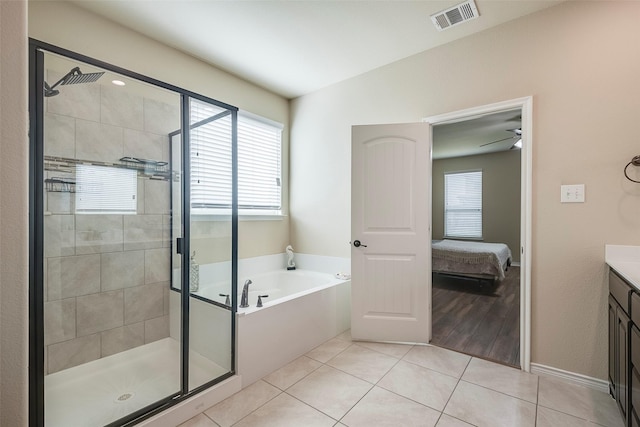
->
xmin=432 ymin=109 xmax=522 ymax=159
xmin=72 ymin=0 xmax=563 ymax=99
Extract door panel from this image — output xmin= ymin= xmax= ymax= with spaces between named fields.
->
xmin=351 ymin=123 xmax=431 ymax=343
xmin=363 ymin=254 xmax=416 ymax=315
xmin=363 ymin=137 xmax=415 ymax=230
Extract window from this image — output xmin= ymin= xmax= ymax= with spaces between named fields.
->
xmin=190 ymin=102 xmax=283 ymax=216
xmin=444 ymin=170 xmax=482 ymax=239
xmin=75 ymin=165 xmax=137 ymax=214
xmin=237 ymin=113 xmax=283 ymax=213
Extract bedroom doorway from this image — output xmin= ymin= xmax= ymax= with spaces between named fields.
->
xmin=425 ymin=97 xmax=532 ymax=371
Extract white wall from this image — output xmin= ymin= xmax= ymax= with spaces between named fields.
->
xmin=0 ymin=0 xmax=29 ymax=424
xmin=290 ymin=2 xmax=640 ymax=379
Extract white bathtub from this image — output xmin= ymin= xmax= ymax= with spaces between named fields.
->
xmin=235 ymin=269 xmax=351 ymax=386
xmin=177 ymin=254 xmax=351 ymax=388
xmin=194 ymin=269 xmax=345 ymax=312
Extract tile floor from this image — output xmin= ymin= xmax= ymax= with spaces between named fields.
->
xmin=178 ymin=330 xmax=623 ymax=427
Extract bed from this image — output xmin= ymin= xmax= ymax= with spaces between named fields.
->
xmin=432 ymin=239 xmax=512 ymax=283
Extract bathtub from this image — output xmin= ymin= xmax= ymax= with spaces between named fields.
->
xmin=177 ymin=256 xmax=351 ymax=388
xmin=194 ymin=269 xmax=346 ymax=312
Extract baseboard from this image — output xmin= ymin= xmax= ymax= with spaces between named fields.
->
xmin=530 ymin=363 xmax=609 ymax=394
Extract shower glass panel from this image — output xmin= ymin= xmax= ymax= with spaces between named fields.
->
xmin=41 ymin=51 xmax=183 ymax=426
xmin=170 ymin=98 xmax=235 ymax=391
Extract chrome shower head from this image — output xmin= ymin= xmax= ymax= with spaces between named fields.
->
xmin=44 ymin=66 xmax=105 ymax=97
xmin=61 ymin=67 xmax=105 ymax=85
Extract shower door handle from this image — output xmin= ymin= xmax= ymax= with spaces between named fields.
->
xmin=352 ymin=240 xmax=367 ymax=248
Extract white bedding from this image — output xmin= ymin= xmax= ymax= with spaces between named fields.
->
xmin=432 ymin=239 xmax=512 ymax=281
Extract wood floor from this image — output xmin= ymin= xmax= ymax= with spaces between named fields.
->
xmin=430 ymin=266 xmax=520 ymax=367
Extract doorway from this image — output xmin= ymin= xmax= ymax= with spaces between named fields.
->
xmin=425 ymin=97 xmax=533 ymax=371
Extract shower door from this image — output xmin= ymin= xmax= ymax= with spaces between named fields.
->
xmin=30 ymin=43 xmax=237 ymax=427
xmin=170 ymin=97 xmax=237 ymax=392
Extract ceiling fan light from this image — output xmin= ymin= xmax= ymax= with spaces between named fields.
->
xmin=514 ymin=139 xmax=522 ymax=149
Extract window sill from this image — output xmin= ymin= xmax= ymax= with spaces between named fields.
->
xmin=191 ymin=213 xmax=286 ymax=222
xmin=444 ymin=236 xmax=484 ymax=241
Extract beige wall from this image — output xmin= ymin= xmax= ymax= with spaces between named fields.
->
xmin=290 ymin=1 xmax=640 ymax=379
xmin=0 ymin=0 xmax=29 ymax=424
xmin=432 ymin=150 xmax=521 ymax=263
xmin=29 ymin=1 xmax=291 ymax=260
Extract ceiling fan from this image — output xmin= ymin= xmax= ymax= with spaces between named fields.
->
xmin=480 ymin=128 xmax=522 ymax=147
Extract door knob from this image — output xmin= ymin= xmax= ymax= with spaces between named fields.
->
xmin=353 ymin=240 xmax=367 ymax=248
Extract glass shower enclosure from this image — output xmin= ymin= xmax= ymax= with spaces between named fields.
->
xmin=29 ymin=40 xmax=238 ymax=426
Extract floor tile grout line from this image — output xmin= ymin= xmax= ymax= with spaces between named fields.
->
xmin=399 ymin=355 xmax=469 ymax=381
xmin=457 ymin=356 xmax=541 ymax=404
xmin=307 ymin=340 xmax=354 ymax=364
xmin=262 ymin=355 xmax=324 ymax=392
xmin=436 ymin=412 xmax=481 ymax=427
xmin=222 ymin=382 xmax=283 ymax=427
xmin=202 ymin=411 xmax=221 ymax=427
xmin=350 ymin=340 xmax=415 ymax=359
xmin=457 ymin=378 xmax=539 ymax=406
xmin=439 ymin=355 xmax=472 ymax=420
xmin=320 ymin=358 xmax=394 ymax=387
xmin=321 ymin=346 xmax=402 ymax=386
xmin=333 ymin=381 xmax=376 ymax=425
xmin=315 ymin=355 xmax=374 ymax=425
xmin=282 ymin=389 xmax=342 ymax=423
xmin=535 ymin=401 xmax=614 ymax=425
xmin=374 ymin=380 xmax=449 ymax=415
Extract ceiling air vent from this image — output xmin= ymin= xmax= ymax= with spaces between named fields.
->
xmin=431 ymin=0 xmax=479 ymax=31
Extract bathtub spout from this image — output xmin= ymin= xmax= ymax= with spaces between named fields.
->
xmin=240 ymin=279 xmax=252 ymax=308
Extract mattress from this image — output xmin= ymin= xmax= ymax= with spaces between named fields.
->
xmin=432 ymin=239 xmax=512 ymax=281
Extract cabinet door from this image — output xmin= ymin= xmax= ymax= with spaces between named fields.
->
xmin=618 ymin=305 xmax=631 ymax=421
xmin=632 ymin=364 xmax=640 ymax=427
xmin=631 ymin=326 xmax=640 ymax=426
xmin=612 ymin=295 xmax=620 ymax=396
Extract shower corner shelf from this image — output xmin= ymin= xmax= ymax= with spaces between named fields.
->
xmin=45 ymin=177 xmax=76 ymax=193
xmin=42 ymin=155 xmax=171 ymax=186
xmin=119 ymin=157 xmax=170 ymax=180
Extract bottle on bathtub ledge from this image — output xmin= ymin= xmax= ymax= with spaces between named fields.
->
xmin=286 ymin=245 xmax=296 ymax=270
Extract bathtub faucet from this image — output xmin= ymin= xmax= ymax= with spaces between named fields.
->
xmin=240 ymin=279 xmax=252 ymax=308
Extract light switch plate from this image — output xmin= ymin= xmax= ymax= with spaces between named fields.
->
xmin=561 ymin=184 xmax=585 ymax=203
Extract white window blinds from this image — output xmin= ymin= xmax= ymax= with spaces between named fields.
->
xmin=190 ymin=101 xmax=233 ymax=209
xmin=190 ymin=100 xmax=282 ymax=213
xmin=75 ymin=165 xmax=137 ymax=214
xmin=237 ymin=114 xmax=282 ymax=211
xmin=444 ymin=170 xmax=482 ymax=238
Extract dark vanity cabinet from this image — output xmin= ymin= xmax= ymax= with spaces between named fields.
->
xmin=609 ymin=268 xmax=640 ymax=427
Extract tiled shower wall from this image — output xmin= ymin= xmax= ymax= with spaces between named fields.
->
xmin=43 ymin=71 xmax=180 ymax=375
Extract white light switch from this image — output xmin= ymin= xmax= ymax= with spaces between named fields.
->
xmin=561 ymin=184 xmax=585 ymax=203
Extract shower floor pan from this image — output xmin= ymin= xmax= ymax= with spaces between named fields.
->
xmin=45 ymin=338 xmax=227 ymax=427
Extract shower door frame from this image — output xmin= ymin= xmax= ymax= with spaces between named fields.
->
xmin=28 ymin=39 xmax=239 ymax=427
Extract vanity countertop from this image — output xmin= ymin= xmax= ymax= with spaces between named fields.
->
xmin=606 ymin=245 xmax=640 ymax=290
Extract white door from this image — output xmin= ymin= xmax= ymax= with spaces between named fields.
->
xmin=351 ymin=123 xmax=431 ymax=343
